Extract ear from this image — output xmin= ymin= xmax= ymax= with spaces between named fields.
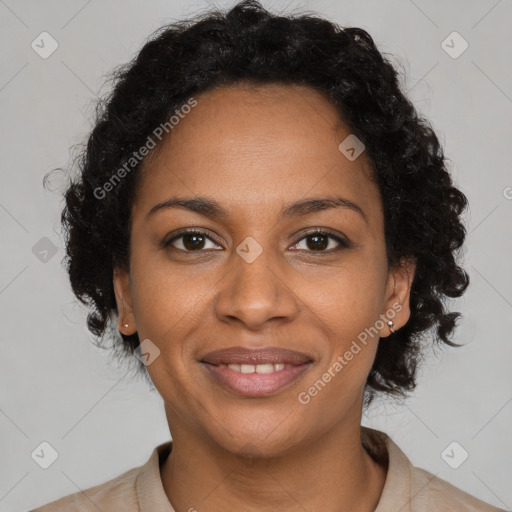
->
xmin=113 ymin=267 xmax=137 ymax=336
xmin=379 ymin=257 xmax=416 ymax=338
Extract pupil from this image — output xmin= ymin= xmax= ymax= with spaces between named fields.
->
xmin=307 ymin=234 xmax=328 ymax=251
xmin=183 ymin=234 xmax=205 ymax=250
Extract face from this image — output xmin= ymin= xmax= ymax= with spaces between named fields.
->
xmin=113 ymin=83 xmax=415 ymax=456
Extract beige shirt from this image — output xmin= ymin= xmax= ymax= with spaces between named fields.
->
xmin=31 ymin=426 xmax=505 ymax=511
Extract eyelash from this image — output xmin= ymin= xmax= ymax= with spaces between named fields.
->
xmin=163 ymin=228 xmax=351 ymax=254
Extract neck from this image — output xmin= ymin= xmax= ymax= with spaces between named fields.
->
xmin=160 ymin=407 xmax=387 ymax=512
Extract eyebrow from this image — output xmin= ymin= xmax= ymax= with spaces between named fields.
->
xmin=147 ymin=195 xmax=367 ymax=224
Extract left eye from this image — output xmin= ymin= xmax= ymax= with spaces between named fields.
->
xmin=291 ymin=231 xmax=348 ymax=252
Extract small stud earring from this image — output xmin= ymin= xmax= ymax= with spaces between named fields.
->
xmin=387 ymin=320 xmax=395 ymax=334
xmin=123 ymin=323 xmax=129 ymax=328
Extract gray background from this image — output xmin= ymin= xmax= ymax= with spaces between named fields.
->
xmin=1 ymin=0 xmax=511 ymax=510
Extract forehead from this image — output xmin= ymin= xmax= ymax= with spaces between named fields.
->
xmin=133 ymin=83 xmax=382 ymax=225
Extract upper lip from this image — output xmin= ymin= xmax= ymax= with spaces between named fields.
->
xmin=201 ymin=346 xmax=312 ymax=366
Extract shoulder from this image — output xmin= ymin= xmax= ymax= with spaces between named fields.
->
xmin=29 ymin=441 xmax=174 ymax=512
xmin=31 ymin=441 xmax=173 ymax=512
xmin=409 ymin=465 xmax=506 ymax=511
xmin=29 ymin=465 xmax=141 ymax=511
xmin=361 ymin=426 xmax=506 ymax=512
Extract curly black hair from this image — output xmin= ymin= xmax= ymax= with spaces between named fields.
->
xmin=54 ymin=0 xmax=469 ymax=406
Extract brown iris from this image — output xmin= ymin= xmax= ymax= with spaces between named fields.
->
xmin=305 ymin=234 xmax=329 ymax=251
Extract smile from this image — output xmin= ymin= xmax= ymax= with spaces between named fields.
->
xmin=218 ymin=363 xmax=289 ymax=373
xmin=201 ymin=361 xmax=312 ymax=397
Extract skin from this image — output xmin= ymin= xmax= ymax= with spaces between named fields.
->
xmin=113 ymin=83 xmax=416 ymax=511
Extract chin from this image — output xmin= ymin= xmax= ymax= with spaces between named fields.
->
xmin=205 ymin=410 xmax=309 ymax=458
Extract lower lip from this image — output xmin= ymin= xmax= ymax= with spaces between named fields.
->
xmin=201 ymin=362 xmax=312 ymax=397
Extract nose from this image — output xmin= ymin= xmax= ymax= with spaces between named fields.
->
xmin=214 ymin=245 xmax=300 ymax=331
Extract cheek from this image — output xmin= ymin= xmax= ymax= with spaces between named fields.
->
xmin=126 ymin=263 xmax=193 ymax=380
xmin=129 ymin=260 xmax=206 ymax=406
xmin=296 ymin=254 xmax=387 ymax=396
xmin=129 ymin=245 xmax=211 ymax=333
xmin=304 ymin=256 xmax=386 ymax=339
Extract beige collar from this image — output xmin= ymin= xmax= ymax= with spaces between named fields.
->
xmin=135 ymin=426 xmax=414 ymax=511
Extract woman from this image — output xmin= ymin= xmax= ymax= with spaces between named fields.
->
xmin=32 ymin=1 xmax=505 ymax=510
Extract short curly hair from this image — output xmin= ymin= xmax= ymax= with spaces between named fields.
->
xmin=56 ymin=0 xmax=469 ymax=406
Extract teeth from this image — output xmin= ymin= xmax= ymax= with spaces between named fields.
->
xmin=255 ymin=364 xmax=274 ymax=374
xmin=225 ymin=363 xmax=288 ymax=373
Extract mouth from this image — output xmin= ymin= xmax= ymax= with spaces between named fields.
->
xmin=200 ymin=346 xmax=313 ymax=397
xmin=215 ymin=362 xmax=299 ymax=373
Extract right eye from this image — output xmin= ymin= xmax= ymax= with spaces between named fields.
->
xmin=164 ymin=229 xmax=223 ymax=252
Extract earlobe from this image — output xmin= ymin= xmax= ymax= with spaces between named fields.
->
xmin=113 ymin=268 xmax=136 ymax=335
xmin=381 ymin=257 xmax=416 ymax=337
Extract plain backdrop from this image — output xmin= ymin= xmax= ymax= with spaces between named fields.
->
xmin=1 ymin=1 xmax=511 ymax=511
